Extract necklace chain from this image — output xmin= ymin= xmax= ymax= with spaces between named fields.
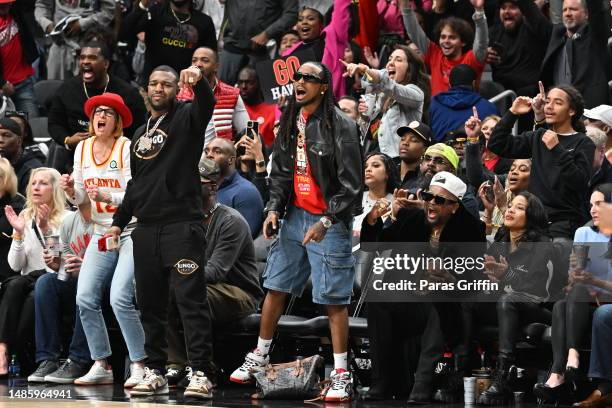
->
xmin=83 ymin=74 xmax=109 ymax=99
xmin=171 ymin=7 xmax=191 ymax=24
xmin=145 ymin=113 xmax=167 ymax=137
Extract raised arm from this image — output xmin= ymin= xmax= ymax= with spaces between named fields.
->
xmin=79 ymin=0 xmax=114 ymax=32
xmin=471 ymin=0 xmax=489 ymax=63
xmin=360 ymin=68 xmax=424 ymax=109
xmin=400 ymin=0 xmax=431 ymax=54
xmin=516 ymin=0 xmax=553 ymax=40
xmin=184 ymin=69 xmax=215 ymax=138
xmin=34 ymin=0 xmax=54 ymax=34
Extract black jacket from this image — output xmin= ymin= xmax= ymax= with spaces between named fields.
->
xmin=487 ymin=233 xmax=555 ymax=301
xmin=223 ymin=0 xmax=298 ymax=54
xmin=489 ymin=0 xmax=551 ymax=96
xmin=361 ymin=205 xmax=486 ymax=281
xmin=266 ymin=106 xmax=363 ymax=226
xmin=465 ymin=141 xmax=512 ymax=190
xmin=13 ymin=149 xmax=44 ymax=196
xmin=488 ymin=112 xmax=594 ymax=230
xmin=113 ymin=79 xmax=215 ymax=228
xmin=0 ymin=193 xmax=25 ymax=280
xmin=540 ymin=0 xmax=610 ymax=108
xmin=0 ymin=1 xmax=38 ymax=87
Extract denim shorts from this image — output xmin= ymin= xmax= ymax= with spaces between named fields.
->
xmin=263 ymin=205 xmax=355 ymax=305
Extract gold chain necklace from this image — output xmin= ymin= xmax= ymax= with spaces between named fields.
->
xmin=83 ymin=74 xmax=109 ymax=99
xmin=171 ymin=7 xmax=191 ymax=24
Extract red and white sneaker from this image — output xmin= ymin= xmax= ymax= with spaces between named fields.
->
xmin=324 ymin=369 xmax=354 ymax=402
xmin=229 ymin=350 xmax=269 ymax=384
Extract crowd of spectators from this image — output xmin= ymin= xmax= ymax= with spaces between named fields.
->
xmin=0 ymin=0 xmax=611 ymax=404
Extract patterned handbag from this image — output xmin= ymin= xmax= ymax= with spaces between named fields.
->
xmin=252 ymin=355 xmax=324 ymax=400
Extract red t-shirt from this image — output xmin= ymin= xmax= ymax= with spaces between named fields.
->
xmin=0 ymin=15 xmax=34 ymax=85
xmin=425 ymin=42 xmax=485 ymax=96
xmin=293 ymin=111 xmax=327 ymax=215
xmin=245 ymin=102 xmax=277 ymax=147
xmin=483 ymin=152 xmax=500 ymax=172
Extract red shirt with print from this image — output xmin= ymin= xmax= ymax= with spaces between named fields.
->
xmin=293 ymin=110 xmax=327 ymax=215
xmin=245 ymin=102 xmax=277 ymax=147
xmin=425 ymin=43 xmax=484 ymax=96
xmin=0 ymin=15 xmax=34 ymax=85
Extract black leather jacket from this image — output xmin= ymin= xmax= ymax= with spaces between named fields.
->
xmin=265 ymin=105 xmax=364 ymax=225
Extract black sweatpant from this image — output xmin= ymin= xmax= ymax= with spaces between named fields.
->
xmin=131 ymin=221 xmax=212 ymax=373
xmin=551 ymin=284 xmax=597 ymax=374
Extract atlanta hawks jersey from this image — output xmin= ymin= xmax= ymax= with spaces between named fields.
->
xmin=70 ymin=136 xmax=136 ymax=235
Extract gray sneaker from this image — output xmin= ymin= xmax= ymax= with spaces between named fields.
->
xmin=27 ymin=360 xmax=59 ymax=383
xmin=74 ymin=363 xmax=114 ymax=385
xmin=183 ymin=371 xmax=214 ymax=399
xmin=45 ymin=359 xmax=90 ymax=384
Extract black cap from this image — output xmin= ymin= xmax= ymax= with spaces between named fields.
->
xmin=449 ymin=64 xmax=476 ymax=88
xmin=198 ymin=157 xmax=222 ymax=183
xmin=396 ymin=121 xmax=433 ymax=145
xmin=0 ymin=118 xmax=22 ymax=136
xmin=443 ymin=127 xmax=468 ymax=144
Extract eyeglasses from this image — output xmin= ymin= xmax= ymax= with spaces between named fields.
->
xmin=93 ymin=107 xmax=116 ymax=118
xmin=292 ymin=72 xmax=323 ymax=84
xmin=419 ymin=191 xmax=458 ymax=205
xmin=422 ymin=155 xmax=448 ymax=166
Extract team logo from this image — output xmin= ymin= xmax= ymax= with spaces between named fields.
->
xmin=174 ymin=259 xmax=199 ymax=275
xmin=109 ymin=160 xmax=118 ymax=169
xmin=134 ymin=129 xmax=168 ymax=160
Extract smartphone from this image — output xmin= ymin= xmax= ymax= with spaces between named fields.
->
xmin=98 ymin=235 xmax=119 ymax=252
xmin=265 ymin=222 xmax=278 ymax=237
xmin=484 ymin=181 xmax=495 ymax=203
xmin=246 ymin=120 xmax=259 ymax=139
xmin=491 ymin=42 xmax=505 ymax=58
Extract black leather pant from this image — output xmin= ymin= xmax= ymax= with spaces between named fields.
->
xmin=497 ymin=293 xmax=551 ymax=359
xmin=551 ymin=284 xmax=597 ymax=374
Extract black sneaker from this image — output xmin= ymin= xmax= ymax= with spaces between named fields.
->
xmin=166 ymin=366 xmax=188 ymax=388
xmin=44 ymin=359 xmax=90 ymax=384
xmin=27 ymin=360 xmax=59 ymax=383
xmin=177 ymin=366 xmax=193 ymax=389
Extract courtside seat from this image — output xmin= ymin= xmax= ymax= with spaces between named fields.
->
xmin=348 ymin=316 xmax=368 ymax=338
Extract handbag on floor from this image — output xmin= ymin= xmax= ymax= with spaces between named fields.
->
xmin=252 ymin=354 xmax=324 ymax=400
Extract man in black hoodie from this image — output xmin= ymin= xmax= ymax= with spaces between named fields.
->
xmin=109 ymin=65 xmax=216 ymax=399
xmin=0 ymin=117 xmax=42 ymax=195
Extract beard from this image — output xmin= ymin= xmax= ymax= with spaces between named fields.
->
xmin=148 ymin=95 xmax=173 ymax=112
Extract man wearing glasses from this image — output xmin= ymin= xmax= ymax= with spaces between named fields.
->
xmin=230 ymin=62 xmax=363 ymax=402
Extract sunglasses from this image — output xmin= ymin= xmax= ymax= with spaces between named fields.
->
xmin=292 ymin=72 xmax=323 ymax=84
xmin=93 ymin=107 xmax=116 ymax=118
xmin=422 ymin=155 xmax=448 ymax=166
xmin=419 ymin=191 xmax=458 ymax=205
xmin=5 ymin=110 xmax=28 ymax=121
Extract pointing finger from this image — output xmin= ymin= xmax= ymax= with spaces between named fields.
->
xmin=539 ymin=81 xmax=545 ymax=97
xmin=472 ymin=106 xmax=479 ymax=120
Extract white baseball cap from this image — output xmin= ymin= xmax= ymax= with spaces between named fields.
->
xmin=429 ymin=171 xmax=467 ymax=200
xmin=584 ymin=105 xmax=612 ymax=127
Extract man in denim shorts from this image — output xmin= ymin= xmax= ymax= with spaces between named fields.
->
xmin=229 ymin=61 xmax=363 ymax=402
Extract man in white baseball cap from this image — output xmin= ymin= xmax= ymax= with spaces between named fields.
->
xmin=584 ymin=104 xmax=612 ymax=141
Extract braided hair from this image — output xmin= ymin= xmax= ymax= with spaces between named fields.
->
xmin=278 ymin=62 xmax=336 ymax=148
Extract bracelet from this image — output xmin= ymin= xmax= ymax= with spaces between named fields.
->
xmin=467 ymin=137 xmax=479 ymax=144
xmin=64 ymin=136 xmax=71 ymax=149
xmin=2 ymin=232 xmax=22 ymax=241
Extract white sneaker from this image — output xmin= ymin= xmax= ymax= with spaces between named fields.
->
xmin=324 ymin=369 xmax=354 ymax=402
xmin=183 ymin=370 xmax=214 ymax=399
xmin=124 ymin=363 xmax=146 ymax=389
xmin=229 ymin=350 xmax=269 ymax=384
xmin=130 ymin=367 xmax=168 ymax=397
xmin=74 ymin=363 xmax=114 ymax=385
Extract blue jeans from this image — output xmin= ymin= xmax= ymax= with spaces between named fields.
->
xmin=263 ymin=205 xmax=355 ymax=305
xmin=589 ymin=304 xmax=612 ymax=381
xmin=12 ymin=76 xmax=38 ymax=117
xmin=76 ymin=235 xmax=146 ymax=362
xmin=34 ymin=272 xmax=89 ymax=364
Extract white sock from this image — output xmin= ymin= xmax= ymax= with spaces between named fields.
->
xmin=333 ymin=352 xmax=348 ymax=371
xmin=256 ymin=337 xmax=272 ymax=356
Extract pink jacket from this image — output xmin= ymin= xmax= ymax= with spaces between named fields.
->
xmin=282 ymin=0 xmax=351 ymax=97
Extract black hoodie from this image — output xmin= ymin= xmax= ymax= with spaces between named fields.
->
xmin=13 ymin=148 xmax=43 ymax=196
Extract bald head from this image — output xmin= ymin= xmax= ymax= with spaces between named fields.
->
xmin=204 ymin=138 xmax=236 ymax=176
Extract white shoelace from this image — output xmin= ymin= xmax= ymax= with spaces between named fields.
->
xmin=241 ymin=354 xmax=263 ymax=372
xmin=166 ymin=368 xmax=179 ymax=377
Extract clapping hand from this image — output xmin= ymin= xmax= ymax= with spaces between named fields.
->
xmin=366 ymin=198 xmax=391 ymax=225
xmin=37 ymin=204 xmax=51 ymax=235
xmin=484 ymin=254 xmax=508 ymax=281
xmin=4 ymin=205 xmax=25 ymax=235
xmin=86 ymin=184 xmax=111 ymax=204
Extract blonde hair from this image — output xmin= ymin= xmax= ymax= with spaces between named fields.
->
xmin=88 ymin=108 xmax=124 ymax=139
xmin=0 ymin=158 xmax=18 ymax=197
xmin=22 ymin=168 xmax=66 ymax=228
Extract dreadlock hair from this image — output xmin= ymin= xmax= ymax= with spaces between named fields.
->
xmin=278 ymin=62 xmax=336 ymax=148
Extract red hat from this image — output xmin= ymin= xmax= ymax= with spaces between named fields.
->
xmin=84 ymin=93 xmax=133 ymax=128
xmin=0 ymin=0 xmax=16 ymax=4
